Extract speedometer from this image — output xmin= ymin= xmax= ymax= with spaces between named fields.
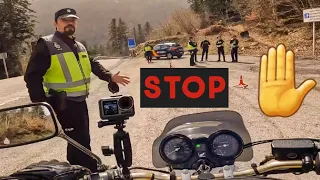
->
xmin=159 ymin=134 xmax=194 ymax=164
xmin=208 ymin=130 xmax=244 ymax=159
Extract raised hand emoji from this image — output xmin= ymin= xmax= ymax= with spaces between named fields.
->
xmin=259 ymin=44 xmax=316 ymax=117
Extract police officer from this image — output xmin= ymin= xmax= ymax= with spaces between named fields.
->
xmin=216 ymin=35 xmax=225 ymax=62
xmin=24 ymin=8 xmax=130 ymax=172
xmin=230 ymin=35 xmax=239 ymax=62
xmin=187 ymin=37 xmax=197 ymax=66
xmin=144 ymin=43 xmax=153 ymax=63
xmin=200 ymin=37 xmax=210 ymax=61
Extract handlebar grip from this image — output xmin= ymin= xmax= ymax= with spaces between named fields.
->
xmin=90 ymin=170 xmax=116 ymax=180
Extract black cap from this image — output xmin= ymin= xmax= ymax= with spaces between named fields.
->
xmin=55 ymin=8 xmax=79 ymax=22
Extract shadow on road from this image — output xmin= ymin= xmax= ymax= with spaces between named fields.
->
xmin=205 ymin=60 xmax=255 ymax=65
xmin=152 ymin=57 xmax=186 ymax=60
xmin=225 ymin=61 xmax=255 ymax=64
xmin=194 ymin=65 xmax=206 ymax=68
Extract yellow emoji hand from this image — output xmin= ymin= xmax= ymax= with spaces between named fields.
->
xmin=259 ymin=44 xmax=317 ymax=117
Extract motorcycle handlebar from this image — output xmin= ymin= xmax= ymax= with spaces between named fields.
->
xmin=90 ymin=160 xmax=313 ymax=180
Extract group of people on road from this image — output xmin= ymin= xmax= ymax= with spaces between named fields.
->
xmin=188 ymin=35 xmax=239 ymax=66
xmin=143 ymin=34 xmax=239 ymax=66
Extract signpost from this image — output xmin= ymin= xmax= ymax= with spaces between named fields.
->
xmin=127 ymin=38 xmax=136 ymax=49
xmin=303 ymin=8 xmax=320 ymax=56
xmin=127 ymin=38 xmax=136 ymax=57
xmin=0 ymin=52 xmax=8 ymax=78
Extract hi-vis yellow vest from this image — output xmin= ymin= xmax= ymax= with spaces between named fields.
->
xmin=41 ymin=34 xmax=92 ymax=98
xmin=144 ymin=46 xmax=152 ymax=51
xmin=187 ymin=41 xmax=196 ymax=50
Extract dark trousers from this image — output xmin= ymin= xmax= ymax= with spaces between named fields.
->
xmin=145 ymin=51 xmax=152 ymax=62
xmin=231 ymin=48 xmax=238 ymax=62
xmin=49 ymin=98 xmax=98 ymax=172
xmin=201 ymin=48 xmax=208 ymax=61
xmin=190 ymin=50 xmax=196 ymax=66
xmin=218 ymin=47 xmax=225 ymax=61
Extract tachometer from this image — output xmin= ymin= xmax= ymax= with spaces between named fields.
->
xmin=208 ymin=130 xmax=244 ymax=159
xmin=159 ymin=134 xmax=194 ymax=164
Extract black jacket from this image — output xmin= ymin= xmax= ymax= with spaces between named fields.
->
xmin=216 ymin=39 xmax=224 ymax=47
xmin=230 ymin=39 xmax=239 ymax=48
xmin=24 ymin=31 xmax=113 ymax=103
xmin=200 ymin=40 xmax=210 ymax=49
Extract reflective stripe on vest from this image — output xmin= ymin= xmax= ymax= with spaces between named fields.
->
xmin=231 ymin=40 xmax=238 ymax=48
xmin=187 ymin=42 xmax=196 ymax=50
xmin=43 ymin=78 xmax=91 ymax=89
xmin=216 ymin=40 xmax=223 ymax=47
xmin=144 ymin=46 xmax=152 ymax=51
xmin=41 ymin=34 xmax=92 ymax=97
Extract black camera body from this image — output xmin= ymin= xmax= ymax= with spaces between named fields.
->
xmin=98 ymin=95 xmax=135 ymax=121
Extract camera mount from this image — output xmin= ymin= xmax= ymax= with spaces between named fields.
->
xmin=98 ymin=118 xmax=132 ymax=180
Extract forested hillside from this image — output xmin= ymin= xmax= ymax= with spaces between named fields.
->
xmin=30 ymin=0 xmax=189 ymax=45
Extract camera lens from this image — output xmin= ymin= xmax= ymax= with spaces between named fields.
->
xmin=118 ymin=96 xmax=133 ymax=110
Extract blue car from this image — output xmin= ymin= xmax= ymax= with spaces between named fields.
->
xmin=152 ymin=43 xmax=184 ymax=59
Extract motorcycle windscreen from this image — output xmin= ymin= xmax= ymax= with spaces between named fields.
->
xmin=152 ymin=110 xmax=254 ymax=168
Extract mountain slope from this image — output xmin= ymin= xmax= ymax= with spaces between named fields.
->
xmin=30 ymin=0 xmax=189 ymax=45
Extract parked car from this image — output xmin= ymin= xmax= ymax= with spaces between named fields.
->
xmin=152 ymin=42 xmax=184 ymax=59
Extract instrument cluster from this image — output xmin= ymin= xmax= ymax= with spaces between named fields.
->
xmin=159 ymin=130 xmax=244 ymax=169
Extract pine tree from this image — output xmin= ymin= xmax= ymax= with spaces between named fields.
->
xmin=99 ymin=45 xmax=105 ymax=55
xmin=117 ymin=18 xmax=128 ymax=52
xmin=0 ymin=0 xmax=36 ymax=79
xmin=108 ymin=18 xmax=118 ymax=53
xmin=137 ymin=24 xmax=144 ymax=44
xmin=106 ymin=42 xmax=112 ymax=55
xmin=132 ymin=27 xmax=137 ymax=43
xmin=188 ymin=0 xmax=204 ymax=14
xmin=144 ymin=22 xmax=152 ymax=38
xmin=187 ymin=0 xmax=232 ymax=19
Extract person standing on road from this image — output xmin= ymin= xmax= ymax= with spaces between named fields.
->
xmin=200 ymin=37 xmax=210 ymax=61
xmin=144 ymin=43 xmax=153 ymax=63
xmin=187 ymin=36 xmax=197 ymax=66
xmin=194 ymin=41 xmax=199 ymax=62
xmin=24 ymin=8 xmax=130 ymax=173
xmin=230 ymin=35 xmax=239 ymax=62
xmin=216 ymin=35 xmax=225 ymax=62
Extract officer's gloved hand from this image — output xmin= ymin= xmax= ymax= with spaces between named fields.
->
xmin=9 ymin=159 xmax=91 ymax=180
xmin=108 ymin=81 xmax=119 ymax=94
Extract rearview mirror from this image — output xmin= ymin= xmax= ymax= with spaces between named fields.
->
xmin=0 ymin=102 xmax=58 ymax=149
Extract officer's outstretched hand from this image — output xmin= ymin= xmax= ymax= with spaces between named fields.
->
xmin=259 ymin=44 xmax=316 ymax=117
xmin=111 ymin=71 xmax=130 ymax=86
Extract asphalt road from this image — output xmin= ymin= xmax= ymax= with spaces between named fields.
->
xmin=0 ymin=55 xmax=319 ymax=179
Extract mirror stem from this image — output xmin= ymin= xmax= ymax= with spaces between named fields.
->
xmin=57 ymin=130 xmax=103 ymax=166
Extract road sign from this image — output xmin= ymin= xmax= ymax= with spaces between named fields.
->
xmin=303 ymin=8 xmax=320 ymax=57
xmin=303 ymin=8 xmax=320 ymax=22
xmin=127 ymin=38 xmax=136 ymax=49
xmin=0 ymin=52 xmax=9 ymax=78
xmin=0 ymin=52 xmax=7 ymax=59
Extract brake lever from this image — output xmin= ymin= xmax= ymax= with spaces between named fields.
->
xmin=222 ymin=165 xmax=235 ymax=179
xmin=97 ymin=164 xmax=117 ymax=172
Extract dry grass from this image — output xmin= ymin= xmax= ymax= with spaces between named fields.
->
xmin=143 ymin=1 xmax=320 ymax=59
xmin=148 ymin=8 xmax=201 ymax=40
xmin=0 ymin=109 xmax=56 ymax=146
